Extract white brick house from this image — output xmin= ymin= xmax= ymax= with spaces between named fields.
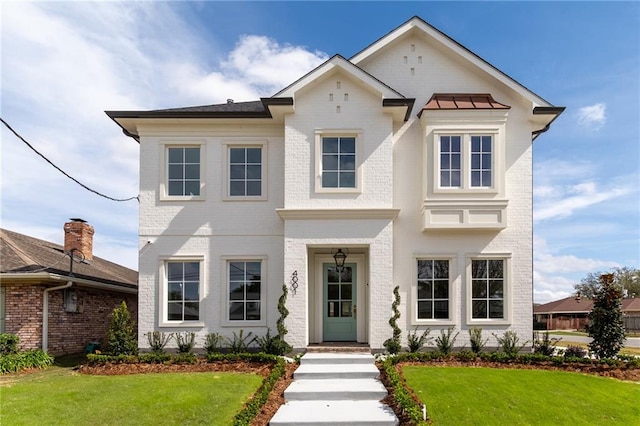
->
xmin=107 ymin=17 xmax=563 ymax=351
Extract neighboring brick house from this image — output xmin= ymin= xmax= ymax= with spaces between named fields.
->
xmin=0 ymin=220 xmax=137 ymax=355
xmin=107 ymin=16 xmax=563 ymax=351
xmin=534 ymin=296 xmax=640 ymax=332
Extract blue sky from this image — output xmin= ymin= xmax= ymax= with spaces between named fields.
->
xmin=1 ymin=1 xmax=638 ymax=303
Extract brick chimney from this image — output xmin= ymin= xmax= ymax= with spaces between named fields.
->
xmin=63 ymin=219 xmax=94 ymax=261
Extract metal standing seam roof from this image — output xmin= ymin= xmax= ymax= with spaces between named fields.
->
xmin=422 ymin=93 xmax=511 ymax=111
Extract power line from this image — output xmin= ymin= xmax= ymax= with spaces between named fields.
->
xmin=1 ymin=117 xmax=138 ymax=202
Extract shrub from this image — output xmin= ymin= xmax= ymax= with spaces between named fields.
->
xmin=137 ymin=352 xmax=172 ymax=363
xmin=469 ymin=327 xmax=488 ymax=354
xmin=381 ymin=356 xmax=425 ymax=424
xmin=455 ymin=350 xmax=477 ymax=362
xmin=275 ymin=284 xmax=292 ymax=354
xmin=227 ymin=330 xmax=254 ymax=353
xmin=146 ymin=331 xmax=173 ymax=354
xmin=172 ymin=353 xmax=198 ymax=364
xmin=0 ymin=333 xmax=20 ymax=355
xmin=435 ymin=326 xmax=459 ymax=355
xmin=587 ymin=274 xmax=626 ymax=359
xmin=204 ymin=333 xmax=224 ymax=355
xmin=563 ymin=345 xmax=588 ymax=359
xmin=255 ymin=328 xmax=291 ymax=356
xmin=406 ymin=327 xmax=432 ymax=353
xmin=383 ymin=286 xmax=402 ymax=354
xmin=0 ymin=350 xmax=53 ymax=374
xmin=533 ymin=331 xmax=561 ymax=356
xmin=492 ymin=331 xmax=527 ymax=357
xmin=106 ymin=301 xmax=138 ymax=355
xmin=175 ymin=332 xmax=195 ymax=354
xmin=233 ymin=357 xmax=286 ymax=426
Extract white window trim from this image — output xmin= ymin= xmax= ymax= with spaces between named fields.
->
xmin=433 ymin=130 xmax=501 ymax=194
xmin=160 ymin=141 xmax=206 ymax=202
xmin=314 ymin=129 xmax=363 ymax=194
xmin=158 ymin=255 xmax=205 ymax=328
xmin=222 ymin=139 xmax=268 ymax=201
xmin=465 ymin=253 xmax=512 ymax=326
xmin=221 ymin=255 xmax=267 ymax=327
xmin=411 ymin=255 xmax=457 ymax=326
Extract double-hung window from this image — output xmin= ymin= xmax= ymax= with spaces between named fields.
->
xmin=229 ymin=147 xmax=262 ymax=197
xmin=437 ymin=133 xmax=495 ymax=190
xmin=416 ymin=259 xmax=450 ymax=320
xmin=165 ymin=260 xmax=201 ymax=323
xmin=228 ymin=260 xmax=263 ymax=322
xmin=471 ymin=259 xmax=504 ymax=319
xmin=167 ymin=147 xmax=201 ymax=196
xmin=322 ymin=136 xmax=356 ymax=188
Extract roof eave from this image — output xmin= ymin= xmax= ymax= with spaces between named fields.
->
xmin=0 ymin=272 xmax=137 ymax=294
xmin=532 ymin=106 xmax=566 ymax=140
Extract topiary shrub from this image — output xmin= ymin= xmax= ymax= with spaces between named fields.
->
xmin=383 ymin=286 xmax=402 ymax=354
xmin=106 ymin=301 xmax=138 ymax=355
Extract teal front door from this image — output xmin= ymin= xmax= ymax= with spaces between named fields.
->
xmin=323 ymin=263 xmax=357 ymax=341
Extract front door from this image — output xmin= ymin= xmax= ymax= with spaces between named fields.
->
xmin=323 ymin=263 xmax=357 ymax=341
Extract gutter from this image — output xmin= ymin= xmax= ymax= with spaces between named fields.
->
xmin=0 ymin=272 xmax=137 ymax=294
xmin=532 ymin=106 xmax=566 ymax=140
xmin=42 ymin=281 xmax=72 ymax=352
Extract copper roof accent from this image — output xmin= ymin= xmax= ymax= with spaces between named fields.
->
xmin=0 ymin=228 xmax=137 ymax=289
xmin=420 ymin=93 xmax=511 ymax=115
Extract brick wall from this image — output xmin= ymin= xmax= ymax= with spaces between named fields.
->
xmin=2 ymin=283 xmax=137 ymax=355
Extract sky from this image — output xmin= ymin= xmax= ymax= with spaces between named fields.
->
xmin=1 ymin=1 xmax=638 ymax=303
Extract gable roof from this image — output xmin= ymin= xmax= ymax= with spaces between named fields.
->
xmin=534 ymin=296 xmax=640 ymax=314
xmin=351 ymin=16 xmax=556 ymax=108
xmin=0 ymin=228 xmax=137 ymax=292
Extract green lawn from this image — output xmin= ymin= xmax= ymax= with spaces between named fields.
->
xmin=1 ymin=369 xmax=262 ymax=426
xmin=403 ymin=366 xmax=640 ymax=426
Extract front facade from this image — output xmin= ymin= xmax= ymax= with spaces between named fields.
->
xmin=108 ymin=17 xmax=563 ymax=350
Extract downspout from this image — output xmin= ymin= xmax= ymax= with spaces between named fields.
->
xmin=42 ymin=281 xmax=72 ymax=352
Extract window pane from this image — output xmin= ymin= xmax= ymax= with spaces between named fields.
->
xmin=472 ymin=281 xmax=487 ymax=298
xmin=167 ymin=263 xmax=183 ymax=281
xmin=184 ymin=164 xmax=199 ymax=179
xmin=246 ymin=302 xmax=261 ymax=320
xmin=482 ymin=171 xmax=492 ymax=187
xmin=489 ymin=281 xmax=503 ymax=298
xmin=323 ymin=172 xmax=338 ymax=187
xmin=441 ymin=154 xmax=450 ymax=169
xmin=328 ymin=284 xmax=339 ymax=299
xmin=489 ymin=260 xmax=503 ymax=278
xmin=167 ymin=302 xmax=183 ymax=321
xmin=229 ymin=282 xmax=244 ymax=300
xmin=434 ymin=280 xmax=448 ymax=298
xmin=471 ymin=136 xmax=481 ymax=152
xmin=341 ymin=284 xmax=352 ymax=300
xmin=451 ymin=154 xmax=460 ymax=169
xmin=184 ymin=148 xmax=200 ymax=163
xmin=472 ymin=260 xmax=487 ymax=278
xmin=418 ymin=301 xmax=432 ymax=319
xmin=471 ymin=154 xmax=480 ymax=169
xmin=451 ymin=136 xmax=461 ymax=152
xmin=433 ymin=260 xmax=449 ymax=278
xmin=441 ymin=171 xmax=450 ymax=187
xmin=482 ymin=136 xmax=492 ymax=151
xmin=230 ymin=165 xmax=245 ymax=179
xmin=341 ymin=267 xmax=353 ymax=282
xmin=323 ymin=154 xmax=339 ymax=171
xmin=247 ymin=281 xmax=261 ymax=300
xmin=246 ymin=181 xmax=261 ymax=196
xmin=341 ymin=301 xmax=352 ymax=317
xmin=229 ymin=302 xmax=244 ymax=320
xmin=328 ymin=301 xmax=338 ymax=317
xmin=168 ymin=148 xmax=183 ymax=163
xmin=417 ymin=282 xmax=432 ymax=299
xmin=168 ymin=164 xmax=183 ymax=179
xmin=450 ymin=171 xmax=461 ymax=187
xmin=230 ymin=148 xmax=245 ymax=163
xmin=184 ymin=181 xmax=200 ymax=196
xmin=247 ymin=148 xmax=261 ymax=163
xmin=340 ymin=155 xmax=356 ymax=171
xmin=168 ymin=181 xmax=183 ymax=196
xmin=489 ymin=300 xmax=504 ymax=318
xmin=434 ymin=301 xmax=448 ymax=319
xmin=327 ymin=268 xmax=339 ymax=283
xmin=168 ymin=283 xmax=182 ymax=301
xmin=472 ymin=300 xmax=487 ymax=319
xmin=340 ymin=137 xmax=356 ymax=153
xmin=471 ymin=171 xmax=481 ymax=187
xmin=482 ymin=154 xmax=491 ymax=169
xmin=323 ymin=137 xmax=338 ymax=153
xmin=340 ymin=172 xmax=356 ymax=188
xmin=245 ymin=262 xmax=260 ymax=278
xmin=417 ymin=260 xmax=432 ymax=279
xmin=230 ymin=181 xmax=245 ymax=196
xmin=247 ymin=165 xmax=261 ymax=179
xmin=440 ymin=136 xmax=450 ymax=151
xmin=184 ymin=262 xmax=199 ymax=280
xmin=184 ymin=302 xmax=199 ymax=321
xmin=184 ymin=282 xmax=199 ymax=301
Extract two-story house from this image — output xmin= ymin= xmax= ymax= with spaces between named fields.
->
xmin=107 ymin=16 xmax=563 ymax=351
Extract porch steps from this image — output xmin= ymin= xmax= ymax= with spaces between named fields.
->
xmin=269 ymin=352 xmax=398 ymax=426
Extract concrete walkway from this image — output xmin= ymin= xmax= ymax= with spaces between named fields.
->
xmin=269 ymin=352 xmax=398 ymax=425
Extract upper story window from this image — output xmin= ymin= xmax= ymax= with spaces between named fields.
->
xmin=322 ymin=137 xmax=356 ymax=188
xmin=437 ymin=134 xmax=494 ymax=190
xmin=315 ymin=130 xmax=363 ymax=194
xmin=229 ymin=147 xmax=262 ymax=196
xmin=223 ymin=140 xmax=267 ymax=201
xmin=167 ymin=147 xmax=200 ymax=196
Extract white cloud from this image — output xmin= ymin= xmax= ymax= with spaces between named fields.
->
xmin=1 ymin=3 xmax=327 ymax=269
xmin=577 ymin=103 xmax=606 ymax=130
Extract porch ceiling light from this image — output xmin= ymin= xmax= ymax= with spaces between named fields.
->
xmin=331 ymin=248 xmax=349 ymax=273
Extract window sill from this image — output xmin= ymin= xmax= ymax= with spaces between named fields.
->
xmin=411 ymin=319 xmax=456 ymax=327
xmin=159 ymin=321 xmax=205 ymax=328
xmin=222 ymin=195 xmax=267 ymax=202
xmin=159 ymin=195 xmax=206 ymax=202
xmin=466 ymin=319 xmax=511 ymax=326
xmin=221 ymin=320 xmax=267 ymax=328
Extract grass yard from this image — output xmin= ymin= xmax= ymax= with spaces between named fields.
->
xmin=556 ymin=340 xmax=640 ymax=357
xmin=1 ymin=369 xmax=263 ymax=426
xmin=403 ymin=366 xmax=640 ymax=426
